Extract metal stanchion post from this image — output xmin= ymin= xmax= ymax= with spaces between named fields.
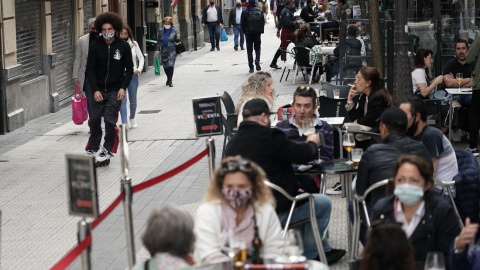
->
xmin=78 ymin=218 xmax=91 ymax=270
xmin=207 ymin=137 xmax=215 ymax=179
xmin=120 ymin=124 xmax=136 ymax=269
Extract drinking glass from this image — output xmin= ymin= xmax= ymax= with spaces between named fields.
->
xmin=424 ymin=252 xmax=445 ymax=270
xmin=220 ymin=229 xmax=246 ymax=267
xmin=456 ymin=73 xmax=463 ymax=89
xmin=301 ymin=119 xmax=316 ymax=137
xmin=351 ymin=148 xmax=363 ymax=168
xmin=283 ymin=229 xmax=304 ymax=263
xmin=317 ymin=132 xmax=325 ymax=164
xmin=329 ymin=32 xmax=333 ymax=41
xmin=333 ymin=89 xmax=340 ymax=99
xmin=343 ymin=133 xmax=355 ymax=164
xmin=319 ymin=89 xmax=327 ymax=97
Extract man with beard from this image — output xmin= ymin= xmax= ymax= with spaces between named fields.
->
xmin=443 ymin=39 xmax=473 ymax=142
xmin=400 ymin=97 xmax=458 ymax=189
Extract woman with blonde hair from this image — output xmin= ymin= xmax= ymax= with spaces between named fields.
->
xmin=236 ymin=71 xmax=275 ymax=125
xmin=193 ymin=156 xmax=284 ymax=266
xmin=155 ymin=17 xmax=180 ymax=87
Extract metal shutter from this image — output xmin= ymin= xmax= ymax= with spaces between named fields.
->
xmin=52 ymin=1 xmax=75 ymax=101
xmin=83 ymin=0 xmax=94 ymax=34
xmin=15 ymin=0 xmax=42 ymax=83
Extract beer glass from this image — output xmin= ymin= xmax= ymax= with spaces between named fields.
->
xmin=424 ymin=252 xmax=445 ymax=270
xmin=351 ymin=148 xmax=363 ymax=167
xmin=301 ymin=119 xmax=316 ymax=137
xmin=282 ymin=229 xmax=304 ymax=263
xmin=221 ymin=229 xmax=246 ymax=268
xmin=333 ymin=89 xmax=340 ymax=99
xmin=343 ymin=133 xmax=355 ymax=164
xmin=456 ymin=73 xmax=463 ymax=89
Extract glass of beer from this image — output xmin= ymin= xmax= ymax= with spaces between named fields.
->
xmin=221 ymin=229 xmax=246 ymax=269
xmin=456 ymin=73 xmax=463 ymax=89
xmin=351 ymin=148 xmax=363 ymax=168
xmin=343 ymin=133 xmax=355 ymax=164
xmin=302 ymin=119 xmax=316 ymax=137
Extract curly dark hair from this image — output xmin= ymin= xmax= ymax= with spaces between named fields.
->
xmin=94 ymin=12 xmax=124 ymax=33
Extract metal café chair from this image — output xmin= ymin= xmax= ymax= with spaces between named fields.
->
xmin=434 ymin=180 xmax=464 ymax=229
xmin=263 ymin=180 xmax=327 ymax=264
xmin=351 ymin=179 xmax=390 ymax=260
xmin=220 ymin=91 xmax=238 ymax=158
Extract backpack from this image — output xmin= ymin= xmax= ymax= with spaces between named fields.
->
xmin=345 ymin=38 xmax=362 ymax=67
xmin=246 ymin=9 xmax=264 ymax=34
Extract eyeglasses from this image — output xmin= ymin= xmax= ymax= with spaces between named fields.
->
xmin=221 ymin=160 xmax=253 ymax=173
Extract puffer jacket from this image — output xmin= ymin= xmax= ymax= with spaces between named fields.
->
xmin=454 ymin=149 xmax=480 ymax=225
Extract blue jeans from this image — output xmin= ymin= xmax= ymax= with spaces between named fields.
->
xmin=83 ymin=76 xmax=93 ymax=116
xmin=207 ymin=22 xmax=220 ymax=48
xmin=120 ymin=74 xmax=139 ymax=124
xmin=233 ymin=25 xmax=244 ymax=47
xmin=246 ymin=34 xmax=261 ymax=70
xmin=277 ymin=194 xmax=332 ymax=259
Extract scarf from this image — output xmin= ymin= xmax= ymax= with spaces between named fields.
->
xmin=163 ymin=27 xmax=173 ymax=47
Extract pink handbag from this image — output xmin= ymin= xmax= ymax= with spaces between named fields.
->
xmin=72 ymin=86 xmax=88 ymax=125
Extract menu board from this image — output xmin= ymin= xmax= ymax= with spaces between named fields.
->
xmin=192 ymin=96 xmax=224 ymax=137
xmin=66 ymin=154 xmax=99 ymax=218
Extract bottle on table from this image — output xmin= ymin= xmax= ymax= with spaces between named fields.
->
xmin=251 ymin=225 xmax=264 ymax=264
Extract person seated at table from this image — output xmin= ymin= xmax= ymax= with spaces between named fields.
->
xmin=449 ymin=217 xmax=480 ymax=269
xmin=320 ymin=10 xmax=339 ymax=41
xmin=132 ymin=204 xmax=195 ymax=270
xmin=236 ymin=71 xmax=275 ymax=125
xmin=359 ymin=223 xmax=417 ymax=270
xmin=293 ymin=27 xmax=314 ymax=48
xmin=411 ymin=48 xmax=444 ymax=98
xmin=225 ymin=98 xmax=347 ymax=265
xmin=276 ymin=86 xmax=334 ymax=193
xmin=193 ymin=156 xmax=284 ymax=265
xmin=349 ymin=107 xmax=430 ymax=244
xmin=300 ymin=0 xmax=321 ymax=37
xmin=346 ymin=66 xmax=392 ymax=133
xmin=299 ymin=23 xmax=319 ymax=46
xmin=370 ymin=154 xmax=461 ymax=269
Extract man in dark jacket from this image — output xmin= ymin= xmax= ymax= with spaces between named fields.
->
xmin=85 ymin=12 xmax=133 ymax=167
xmin=229 ymin=0 xmax=245 ymax=51
xmin=202 ymin=1 xmax=224 ymax=51
xmin=350 ymin=107 xmax=431 ymax=244
xmin=300 ymin=0 xmax=320 ymax=36
xmin=241 ymin=0 xmax=265 ymax=73
xmin=225 ymin=98 xmax=346 ymax=265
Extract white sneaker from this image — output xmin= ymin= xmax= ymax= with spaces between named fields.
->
xmin=95 ymin=147 xmax=113 ymax=167
xmin=85 ymin=150 xmax=96 ymax=157
xmin=326 ymin=182 xmax=342 ymax=195
xmin=451 ymin=130 xmax=462 ymax=142
xmin=467 ymin=147 xmax=480 ymax=157
xmin=101 ymin=117 xmax=105 ymax=129
xmin=130 ymin=118 xmax=138 ymax=129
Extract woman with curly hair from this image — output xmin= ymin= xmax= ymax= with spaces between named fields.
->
xmin=193 ymin=156 xmax=283 ymax=266
xmin=236 ymin=71 xmax=275 ymax=125
xmin=155 ymin=17 xmax=180 ymax=87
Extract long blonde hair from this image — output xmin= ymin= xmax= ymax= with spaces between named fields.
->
xmin=236 ymin=72 xmax=274 ymax=114
xmin=204 ymin=156 xmax=276 ymax=208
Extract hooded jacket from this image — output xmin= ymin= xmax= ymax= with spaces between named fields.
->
xmin=86 ymin=35 xmax=133 ymax=92
xmin=326 ymin=1 xmax=337 ymax=19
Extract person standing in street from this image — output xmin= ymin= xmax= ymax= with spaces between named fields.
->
xmin=155 ymin=17 xmax=180 ymax=87
xmin=465 ymin=30 xmax=480 ymax=156
xmin=241 ymin=0 xmax=265 ymax=73
xmin=202 ymin=1 xmax=224 ymax=51
xmin=73 ymin=18 xmax=97 ymax=117
xmin=229 ymin=0 xmax=245 ymax=51
xmin=119 ymin=24 xmax=144 ymax=128
xmin=85 ymin=12 xmax=133 ymax=167
xmin=270 ymin=0 xmax=298 ymax=69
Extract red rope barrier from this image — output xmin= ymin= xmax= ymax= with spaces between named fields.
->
xmin=132 ymin=147 xmax=209 ymax=193
xmin=49 ymin=147 xmax=209 ymax=270
xmin=50 ymin=234 xmax=92 ymax=270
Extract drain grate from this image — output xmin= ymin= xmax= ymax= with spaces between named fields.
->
xmin=138 ymin=110 xmax=161 ymax=114
xmin=204 ymin=70 xmax=220 ymax=72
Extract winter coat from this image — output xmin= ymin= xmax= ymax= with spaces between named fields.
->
xmin=453 ymin=149 xmax=480 ymax=225
xmin=465 ymin=33 xmax=480 ymax=90
xmin=156 ymin=27 xmax=178 ymax=68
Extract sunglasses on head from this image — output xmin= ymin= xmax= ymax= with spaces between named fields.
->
xmin=221 ymin=160 xmax=253 ymax=173
xmin=298 ymin=86 xmax=314 ymax=91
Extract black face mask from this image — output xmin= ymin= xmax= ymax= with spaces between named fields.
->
xmin=210 ymin=2 xmax=214 ymax=5
xmin=406 ymin=116 xmax=418 ymax=137
xmin=123 ymin=38 xmax=129 ymax=41
xmin=236 ymin=3 xmax=242 ymax=7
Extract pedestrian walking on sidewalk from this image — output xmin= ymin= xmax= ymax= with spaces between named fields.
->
xmin=119 ymin=24 xmax=144 ymax=128
xmin=229 ymin=0 xmax=245 ymax=51
xmin=202 ymin=1 xmax=224 ymax=51
xmin=270 ymin=0 xmax=298 ymax=69
xmin=85 ymin=12 xmax=133 ymax=167
xmin=241 ymin=0 xmax=265 ymax=73
xmin=155 ymin=17 xmax=180 ymax=87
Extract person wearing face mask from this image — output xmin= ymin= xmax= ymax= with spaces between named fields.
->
xmin=73 ymin=17 xmax=98 ymax=117
xmin=155 ymin=17 xmax=180 ymax=87
xmin=85 ymin=12 xmax=133 ymax=167
xmin=399 ymin=97 xmax=458 ymax=194
xmin=193 ymin=156 xmax=284 ymax=266
xmin=201 ymin=1 xmax=224 ymax=51
xmin=118 ymin=24 xmax=144 ymax=128
xmin=370 ymin=154 xmax=460 ymax=269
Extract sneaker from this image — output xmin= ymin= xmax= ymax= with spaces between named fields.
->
xmin=325 ymin=249 xmax=346 ymax=265
xmin=130 ymin=118 xmax=138 ymax=129
xmin=451 ymin=129 xmax=461 ymax=142
xmin=249 ymin=69 xmax=254 ymax=73
xmin=85 ymin=150 xmax=96 ymax=157
xmin=210 ymin=48 xmax=215 ymax=51
xmin=101 ymin=117 xmax=105 ymax=129
xmin=326 ymin=182 xmax=342 ymax=195
xmin=270 ymin=64 xmax=281 ymax=69
xmin=467 ymin=147 xmax=480 ymax=157
xmin=96 ymin=147 xmax=113 ymax=167
xmin=234 ymin=45 xmax=238 ymax=51
xmin=216 ymin=46 xmax=220 ymax=51
xmin=255 ymin=60 xmax=261 ymax=71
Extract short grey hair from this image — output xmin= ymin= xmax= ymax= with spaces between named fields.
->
xmin=324 ymin=10 xmax=332 ymax=18
xmin=87 ymin=18 xmax=96 ymax=26
xmin=142 ymin=204 xmax=195 ymax=257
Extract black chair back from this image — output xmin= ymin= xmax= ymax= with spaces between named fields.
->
xmin=221 ymin=91 xmax=236 ymax=116
xmin=318 ymin=96 xmax=351 ymax=122
xmin=292 ymin=46 xmax=312 ymax=67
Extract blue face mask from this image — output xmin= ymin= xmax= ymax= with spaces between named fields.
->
xmin=102 ymin=31 xmax=115 ymax=41
xmin=394 ymin=184 xmax=424 ymax=205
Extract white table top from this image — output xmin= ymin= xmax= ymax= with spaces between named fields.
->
xmin=312 ymin=45 xmax=335 ymax=55
xmin=320 ymin=117 xmax=345 ymax=125
xmin=445 ymin=88 xmax=473 ymax=95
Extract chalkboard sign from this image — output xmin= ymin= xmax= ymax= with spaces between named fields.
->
xmin=66 ymin=154 xmax=99 ymax=218
xmin=192 ymin=96 xmax=223 ymax=137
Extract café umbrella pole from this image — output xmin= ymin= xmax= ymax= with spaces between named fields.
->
xmin=78 ymin=218 xmax=92 ymax=270
xmin=120 ymin=124 xmax=136 ymax=269
xmin=207 ymin=137 xmax=215 ymax=179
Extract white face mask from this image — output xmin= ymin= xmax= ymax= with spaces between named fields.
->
xmin=164 ymin=25 xmax=171 ymax=29
xmin=102 ymin=31 xmax=115 ymax=41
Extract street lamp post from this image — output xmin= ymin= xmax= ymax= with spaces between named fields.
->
xmin=393 ymin=0 xmax=413 ymax=105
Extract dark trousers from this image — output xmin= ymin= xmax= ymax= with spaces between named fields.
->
xmin=207 ymin=22 xmax=220 ymax=48
xmin=83 ymin=76 xmax=93 ymax=116
xmin=246 ymin=34 xmax=261 ymax=69
xmin=469 ymin=90 xmax=480 ymax=148
xmin=295 ymin=174 xmax=319 ymax=193
xmin=164 ymin=67 xmax=175 ymax=84
xmin=86 ymin=91 xmax=121 ymax=153
xmin=271 ymin=47 xmax=282 ymax=65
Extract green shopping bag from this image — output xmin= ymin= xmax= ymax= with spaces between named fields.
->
xmin=154 ymin=56 xmax=161 ymax=76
